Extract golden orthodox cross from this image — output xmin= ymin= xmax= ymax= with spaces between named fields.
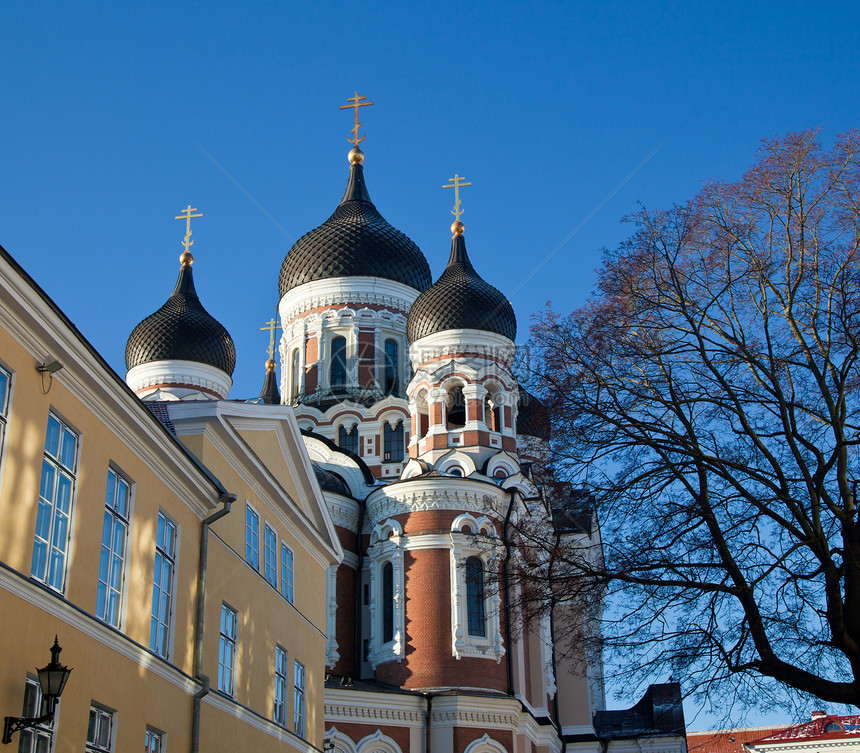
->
xmin=175 ymin=205 xmax=203 ymax=253
xmin=260 ymin=317 xmax=281 ymax=359
xmin=443 ymin=174 xmax=472 ymax=222
xmin=340 ymin=91 xmax=374 ymax=146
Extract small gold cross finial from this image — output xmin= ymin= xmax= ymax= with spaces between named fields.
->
xmin=443 ymin=174 xmax=472 ymax=223
xmin=175 ymin=205 xmax=203 ymax=256
xmin=340 ymin=91 xmax=374 ymax=147
xmin=260 ymin=317 xmax=281 ymax=360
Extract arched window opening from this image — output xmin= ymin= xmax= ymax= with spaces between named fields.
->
xmin=493 ymin=469 xmax=508 ymax=479
xmin=446 ymin=385 xmax=466 ymax=429
xmin=449 ymin=466 xmax=463 ymax=477
xmin=485 ymin=393 xmax=502 ymax=431
xmin=384 ymin=339 xmax=399 ymax=395
xmin=338 ymin=424 xmax=359 ymax=456
xmin=382 ymin=561 xmax=394 ymax=643
xmin=330 ymin=336 xmax=347 ymax=392
xmin=465 ymin=557 xmax=486 ymax=637
xmin=290 ymin=348 xmax=301 ymax=400
xmin=383 ymin=421 xmax=405 ymax=463
xmin=416 ymin=391 xmax=430 ymax=438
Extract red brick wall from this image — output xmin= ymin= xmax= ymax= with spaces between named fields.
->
xmin=305 ymin=335 xmax=318 ymax=393
xmin=325 ymin=722 xmax=411 ymax=753
xmin=374 ymin=547 xmax=507 ymax=692
xmin=332 ymin=563 xmax=357 ymax=676
xmin=454 ymin=729 xmax=513 ymax=753
xmin=358 ymin=329 xmax=376 ymax=390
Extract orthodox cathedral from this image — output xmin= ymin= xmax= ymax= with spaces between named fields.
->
xmin=118 ymin=98 xmax=686 ymax=753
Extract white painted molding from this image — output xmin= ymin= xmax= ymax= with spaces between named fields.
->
xmin=326 ymin=564 xmax=340 ymax=668
xmin=127 ymin=359 xmax=232 ymax=400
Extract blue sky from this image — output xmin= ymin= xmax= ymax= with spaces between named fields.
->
xmin=2 ymin=0 xmax=858 ymax=727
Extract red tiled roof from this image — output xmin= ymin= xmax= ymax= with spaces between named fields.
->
xmin=687 ymin=727 xmax=788 ymax=753
xmin=750 ymin=715 xmax=860 ymax=746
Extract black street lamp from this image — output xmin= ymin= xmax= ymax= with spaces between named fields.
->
xmin=3 ymin=637 xmax=72 ymax=745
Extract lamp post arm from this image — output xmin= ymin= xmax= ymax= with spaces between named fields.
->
xmin=3 ymin=711 xmax=53 ymax=745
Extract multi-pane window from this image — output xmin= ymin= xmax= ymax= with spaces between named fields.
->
xmin=218 ymin=604 xmax=237 ymax=695
xmin=281 ymin=544 xmax=294 ymax=604
xmin=31 ymin=413 xmax=78 ymax=592
xmin=86 ymin=705 xmax=114 ymax=752
xmin=466 ymin=556 xmax=487 ymax=637
xmin=17 ymin=676 xmax=52 ymax=752
xmin=264 ymin=524 xmax=277 ymax=587
xmin=383 ymin=421 xmax=404 ymax=462
xmin=274 ymin=645 xmax=288 ymax=726
xmin=293 ymin=660 xmax=305 ymax=738
xmin=0 ymin=364 xmax=10 ymax=461
xmin=144 ymin=729 xmax=163 ymax=753
xmin=382 ymin=561 xmax=394 ymax=643
xmin=96 ymin=468 xmax=130 ymax=627
xmin=338 ymin=424 xmax=359 ymax=456
xmin=245 ymin=504 xmax=259 ymax=569
xmin=150 ymin=512 xmax=176 ymax=658
xmin=330 ymin=336 xmax=347 ymax=391
xmin=384 ymin=339 xmax=399 ymax=394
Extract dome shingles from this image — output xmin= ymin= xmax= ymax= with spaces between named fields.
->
xmin=406 ymin=233 xmax=517 ymax=343
xmin=125 ymin=263 xmax=236 ymax=375
xmin=278 ymin=163 xmax=432 ymax=298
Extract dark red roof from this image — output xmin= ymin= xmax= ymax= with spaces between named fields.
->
xmin=749 ymin=714 xmax=860 ymax=746
xmin=687 ymin=727 xmax=788 ymax=753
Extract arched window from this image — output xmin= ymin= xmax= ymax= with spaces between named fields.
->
xmin=465 ymin=557 xmax=486 ymax=637
xmin=384 ymin=339 xmax=399 ymax=395
xmin=382 ymin=561 xmax=394 ymax=643
xmin=416 ymin=390 xmax=430 ymax=438
xmin=291 ymin=348 xmax=301 ymax=400
xmin=449 ymin=466 xmax=463 ymax=477
xmin=484 ymin=393 xmax=501 ymax=431
xmin=330 ymin=336 xmax=347 ymax=392
xmin=338 ymin=425 xmax=359 ymax=456
xmin=447 ymin=385 xmax=466 ymax=429
xmin=383 ymin=421 xmax=404 ymax=462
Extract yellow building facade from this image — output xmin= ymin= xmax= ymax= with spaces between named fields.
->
xmin=0 ymin=243 xmax=341 ymax=752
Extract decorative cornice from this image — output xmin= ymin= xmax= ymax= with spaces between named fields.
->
xmin=279 ymin=277 xmax=419 ymax=324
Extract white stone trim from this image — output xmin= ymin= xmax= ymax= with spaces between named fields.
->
xmin=279 ymin=277 xmax=420 ymax=323
xmin=450 ymin=533 xmax=505 ymax=662
xmin=409 ymin=329 xmax=516 ymax=369
xmin=326 ymin=564 xmax=340 ymax=668
xmin=464 ymin=733 xmax=509 ymax=753
xmin=127 ymin=359 xmax=232 ymax=400
xmin=356 ymin=730 xmax=403 ymax=753
xmin=366 ymin=520 xmax=405 ymax=668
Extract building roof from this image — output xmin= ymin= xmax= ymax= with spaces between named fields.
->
xmin=593 ymin=682 xmax=685 ymax=739
xmin=517 ymin=389 xmax=551 ymax=440
xmin=278 ymin=161 xmax=432 ymax=298
xmin=748 ymin=714 xmax=860 ymax=747
xmin=687 ymin=727 xmax=789 ymax=753
xmin=406 ymin=232 xmax=517 ymax=343
xmin=125 ymin=262 xmax=236 ymax=375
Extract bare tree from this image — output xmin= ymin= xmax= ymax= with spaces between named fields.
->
xmin=525 ymin=130 xmax=860 ymax=713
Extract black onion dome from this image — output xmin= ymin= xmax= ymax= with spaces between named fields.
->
xmin=517 ymin=389 xmax=551 ymax=441
xmin=406 ymin=233 xmax=517 ymax=343
xmin=278 ymin=163 xmax=432 ymax=298
xmin=125 ymin=264 xmax=236 ymax=375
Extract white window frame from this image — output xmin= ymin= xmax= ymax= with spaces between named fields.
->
xmin=31 ymin=412 xmax=79 ymax=593
xmin=17 ymin=675 xmax=53 ymax=752
xmin=450 ymin=514 xmax=504 ymax=662
xmin=144 ymin=727 xmax=164 ymax=753
xmin=0 ymin=363 xmax=11 ymax=467
xmin=281 ymin=543 xmax=294 ymax=604
xmin=218 ymin=603 xmax=237 ymax=696
xmin=264 ymin=523 xmax=277 ymax=588
xmin=293 ymin=660 xmax=305 ymax=738
xmin=274 ymin=645 xmax=288 ymax=727
xmin=366 ymin=519 xmax=404 ymax=668
xmin=86 ymin=703 xmax=115 ymax=752
xmin=96 ymin=467 xmax=132 ymax=628
xmin=150 ymin=510 xmax=177 ymax=658
xmin=245 ymin=503 xmax=260 ymax=569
